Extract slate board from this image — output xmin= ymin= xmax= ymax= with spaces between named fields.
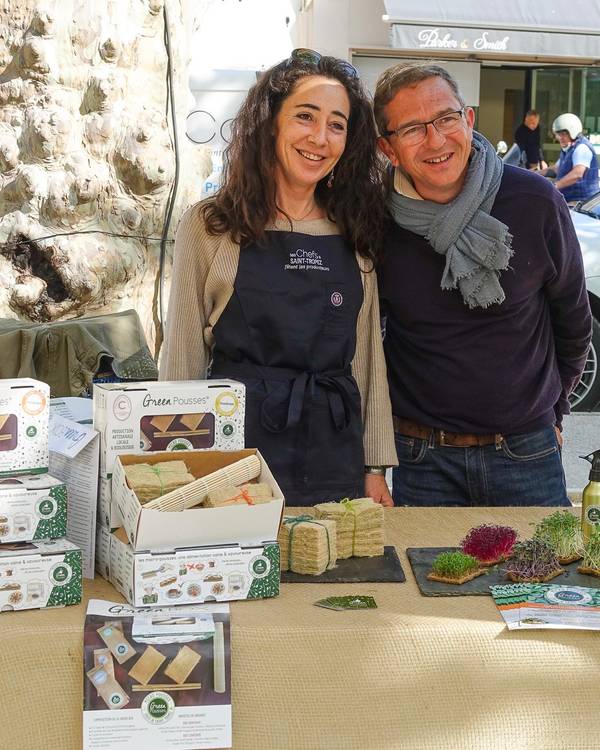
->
xmin=281 ymin=545 xmax=405 ymax=583
xmin=407 ymin=547 xmax=600 ymax=597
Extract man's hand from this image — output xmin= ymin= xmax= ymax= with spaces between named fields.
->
xmin=555 ymin=425 xmax=564 ymax=449
xmin=365 ymin=473 xmax=394 ymax=507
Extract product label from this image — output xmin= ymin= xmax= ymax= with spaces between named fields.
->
xmin=585 ymin=505 xmax=600 ymax=525
xmin=0 ymin=380 xmax=49 ymax=476
xmin=95 ymin=382 xmax=245 ymax=476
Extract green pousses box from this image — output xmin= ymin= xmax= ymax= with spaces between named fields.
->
xmin=97 ymin=526 xmax=280 ymax=607
xmin=0 ymin=538 xmax=82 ymax=613
xmin=0 ymin=474 xmax=67 ymax=543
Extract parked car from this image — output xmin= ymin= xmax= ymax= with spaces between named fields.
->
xmin=496 ymin=142 xmax=600 ymax=411
xmin=569 ymin=192 xmax=600 ymax=411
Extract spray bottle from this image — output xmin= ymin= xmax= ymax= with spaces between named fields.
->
xmin=580 ymin=451 xmax=600 ymax=542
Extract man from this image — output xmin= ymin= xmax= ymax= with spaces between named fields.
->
xmin=514 ymin=110 xmax=546 ymax=170
xmin=541 ymin=113 xmax=599 ymax=203
xmin=374 ymin=62 xmax=592 ymax=507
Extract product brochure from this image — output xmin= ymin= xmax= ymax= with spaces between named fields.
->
xmin=83 ymin=599 xmax=231 ymax=749
xmin=491 ymin=583 xmax=600 ymax=630
xmin=49 ymin=398 xmax=99 ymax=578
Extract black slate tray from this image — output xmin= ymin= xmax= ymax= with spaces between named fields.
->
xmin=281 ymin=545 xmax=405 ymax=583
xmin=407 ymin=546 xmax=600 ymax=596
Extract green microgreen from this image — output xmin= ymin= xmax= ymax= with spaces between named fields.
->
xmin=430 ymin=551 xmax=480 ymax=579
xmin=582 ymin=528 xmax=600 ymax=570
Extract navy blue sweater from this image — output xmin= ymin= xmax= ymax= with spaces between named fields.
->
xmin=380 ymin=166 xmax=592 ymax=434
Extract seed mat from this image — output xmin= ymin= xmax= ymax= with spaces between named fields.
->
xmin=408 ymin=547 xmax=600 ymax=596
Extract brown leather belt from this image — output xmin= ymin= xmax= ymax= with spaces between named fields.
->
xmin=393 ymin=416 xmax=503 ymax=448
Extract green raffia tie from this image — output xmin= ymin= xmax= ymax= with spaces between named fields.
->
xmin=150 ymin=465 xmax=166 ymax=497
xmin=340 ymin=497 xmax=360 ymax=555
xmin=283 ymin=515 xmax=333 ymax=570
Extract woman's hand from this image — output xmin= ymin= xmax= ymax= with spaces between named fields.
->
xmin=364 ymin=473 xmax=394 ymax=507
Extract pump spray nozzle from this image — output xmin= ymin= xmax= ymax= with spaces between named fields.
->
xmin=580 ymin=451 xmax=600 ymax=482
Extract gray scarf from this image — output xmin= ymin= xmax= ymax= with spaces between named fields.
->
xmin=387 ymin=131 xmax=513 ymax=309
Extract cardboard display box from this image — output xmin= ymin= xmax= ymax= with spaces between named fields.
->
xmin=112 ymin=449 xmax=284 ymax=552
xmin=0 ymin=474 xmax=67 ymax=543
xmin=97 ymin=526 xmax=280 ymax=607
xmin=0 ymin=378 xmax=49 ymax=477
xmin=83 ymin=599 xmax=232 ymax=750
xmin=0 ymin=538 xmax=82 ymax=612
xmin=93 ymin=380 xmax=245 ymax=478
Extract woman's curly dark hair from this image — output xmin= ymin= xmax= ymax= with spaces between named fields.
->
xmin=202 ymin=53 xmax=387 ymax=265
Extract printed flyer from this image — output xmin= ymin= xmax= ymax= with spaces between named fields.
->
xmin=491 ymin=583 xmax=600 ymax=630
xmin=83 ymin=599 xmax=231 ymax=749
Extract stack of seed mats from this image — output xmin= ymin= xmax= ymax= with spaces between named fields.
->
xmin=204 ymin=482 xmax=273 ymax=508
xmin=314 ymin=498 xmax=384 ymax=558
xmin=143 ymin=454 xmax=261 ymax=511
xmin=278 ymin=516 xmax=337 ymax=576
xmin=124 ymin=460 xmax=195 ymax=504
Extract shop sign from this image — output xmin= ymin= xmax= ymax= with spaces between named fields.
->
xmin=391 ymin=23 xmax=600 ymax=59
xmin=416 ymin=28 xmax=510 ymax=52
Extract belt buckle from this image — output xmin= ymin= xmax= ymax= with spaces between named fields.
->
xmin=438 ymin=429 xmax=446 ymax=447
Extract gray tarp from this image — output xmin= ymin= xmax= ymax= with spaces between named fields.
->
xmin=383 ymin=1 xmax=600 ymax=32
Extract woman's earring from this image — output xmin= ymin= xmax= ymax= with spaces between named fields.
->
xmin=327 ymin=169 xmax=335 ymax=188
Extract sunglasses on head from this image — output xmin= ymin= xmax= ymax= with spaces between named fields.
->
xmin=283 ymin=48 xmax=359 ymax=79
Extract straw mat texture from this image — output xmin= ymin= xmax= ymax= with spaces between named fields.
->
xmin=2 ymin=508 xmax=599 ymax=750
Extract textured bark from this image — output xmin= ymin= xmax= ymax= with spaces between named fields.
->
xmin=0 ymin=0 xmax=210 ymax=352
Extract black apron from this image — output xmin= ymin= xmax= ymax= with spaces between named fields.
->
xmin=210 ymin=230 xmax=364 ymax=506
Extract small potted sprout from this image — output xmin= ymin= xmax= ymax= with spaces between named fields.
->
xmin=533 ymin=510 xmax=584 ymax=564
xmin=578 ymin=528 xmax=600 ymax=578
xmin=504 ymin=538 xmax=563 ymax=583
xmin=427 ymin=551 xmax=485 ymax=585
xmin=461 ymin=524 xmax=518 ymax=566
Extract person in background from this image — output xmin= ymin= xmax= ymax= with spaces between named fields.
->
xmin=514 ymin=109 xmax=546 ymax=170
xmin=541 ymin=113 xmax=599 ymax=203
xmin=374 ymin=62 xmax=592 ymax=507
xmin=160 ymin=50 xmax=396 ymax=506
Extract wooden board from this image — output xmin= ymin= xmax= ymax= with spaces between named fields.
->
xmin=281 ymin=546 xmax=405 ymax=584
xmin=407 ymin=546 xmax=600 ymax=597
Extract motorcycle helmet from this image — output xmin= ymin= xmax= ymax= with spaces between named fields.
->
xmin=551 ymin=113 xmax=583 ymax=140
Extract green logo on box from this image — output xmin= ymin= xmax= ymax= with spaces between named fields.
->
xmin=142 ymin=692 xmax=175 ymax=725
xmin=38 ymin=499 xmax=55 ymax=517
xmin=26 ymin=426 xmax=37 ymax=438
xmin=50 ymin=562 xmax=72 ymax=586
xmin=250 ymin=555 xmax=270 ymax=578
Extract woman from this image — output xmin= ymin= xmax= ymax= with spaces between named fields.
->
xmin=160 ymin=49 xmax=396 ymax=506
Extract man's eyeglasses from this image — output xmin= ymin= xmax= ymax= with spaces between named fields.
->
xmin=283 ymin=48 xmax=358 ymax=79
xmin=383 ymin=109 xmax=466 ymax=145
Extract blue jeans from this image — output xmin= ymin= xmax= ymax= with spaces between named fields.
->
xmin=393 ymin=426 xmax=571 ymax=507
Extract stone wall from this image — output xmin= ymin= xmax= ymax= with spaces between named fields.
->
xmin=0 ymin=0 xmax=210 ymax=354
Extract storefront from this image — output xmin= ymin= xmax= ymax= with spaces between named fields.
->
xmin=350 ymin=1 xmax=600 ymax=161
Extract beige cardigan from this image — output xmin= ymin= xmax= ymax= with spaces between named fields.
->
xmin=160 ymin=204 xmax=397 ymax=467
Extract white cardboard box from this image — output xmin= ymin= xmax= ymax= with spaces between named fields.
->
xmin=112 ymin=449 xmax=284 ymax=552
xmin=0 ymin=474 xmax=67 ymax=543
xmin=0 ymin=378 xmax=49 ymax=477
xmin=97 ymin=526 xmax=280 ymax=607
xmin=0 ymin=538 xmax=82 ymax=612
xmin=93 ymin=380 xmax=245 ymax=478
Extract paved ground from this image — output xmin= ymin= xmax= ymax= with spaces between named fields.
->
xmin=562 ymin=411 xmax=600 ymax=500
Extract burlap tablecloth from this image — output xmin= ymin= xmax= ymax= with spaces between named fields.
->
xmin=2 ymin=508 xmax=599 ymax=750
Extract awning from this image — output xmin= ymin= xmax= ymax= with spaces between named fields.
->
xmin=384 ymin=1 xmax=600 ymax=61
